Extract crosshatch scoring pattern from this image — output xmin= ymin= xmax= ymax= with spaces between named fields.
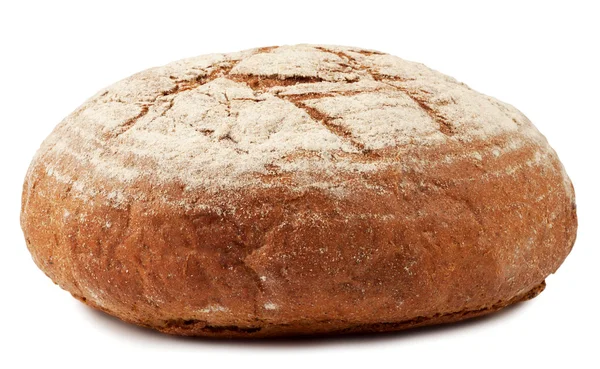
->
xmin=30 ymin=44 xmax=559 ymax=207
xmin=20 ymin=45 xmax=577 ymax=337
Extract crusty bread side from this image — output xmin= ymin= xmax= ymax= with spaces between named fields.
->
xmin=21 ymin=45 xmax=577 ymax=337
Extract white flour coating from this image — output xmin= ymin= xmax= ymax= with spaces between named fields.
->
xmin=263 ymin=302 xmax=279 ymax=311
xmin=231 ymin=44 xmax=362 ymax=82
xmin=32 ymin=44 xmax=555 ymax=204
xmin=197 ymin=305 xmax=230 ymax=314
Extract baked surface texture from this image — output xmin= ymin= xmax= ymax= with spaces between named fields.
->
xmin=21 ymin=44 xmax=577 ymax=337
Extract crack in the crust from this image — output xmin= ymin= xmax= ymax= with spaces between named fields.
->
xmin=219 ymin=132 xmax=238 ymax=143
xmin=316 ymin=46 xmax=455 ymax=137
xmin=315 ymin=46 xmax=385 ymax=58
xmin=113 ymin=105 xmax=149 ymax=138
xmin=110 ymin=62 xmax=238 ymax=138
xmin=115 ymin=48 xmax=280 ymax=137
xmin=109 ymin=46 xmax=454 ymax=141
xmin=374 ymin=78 xmax=455 ymax=136
xmin=162 ymin=47 xmax=279 ymax=99
xmin=197 ymin=128 xmax=214 ymax=136
xmin=278 ymin=89 xmax=382 ymax=102
xmin=315 ymin=47 xmax=368 ymax=72
xmin=370 ymin=74 xmax=416 ymax=83
xmin=113 ymin=45 xmax=452 ymax=146
xmin=255 ymin=46 xmax=279 ymax=54
xmin=164 ymin=63 xmax=237 ymax=97
xmin=355 ymin=49 xmax=385 ymax=56
xmin=228 ymin=74 xmax=326 ymax=89
xmin=230 ymin=97 xmax=265 ymax=102
xmin=227 ymin=72 xmax=367 ymax=152
xmin=158 ymin=98 xmax=175 ymax=118
xmin=288 ymin=100 xmax=366 ymax=151
xmin=223 ymin=91 xmax=232 ymax=117
xmin=125 ymin=46 xmax=369 ymax=150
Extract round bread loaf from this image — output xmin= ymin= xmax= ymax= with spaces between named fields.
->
xmin=21 ymin=44 xmax=577 ymax=337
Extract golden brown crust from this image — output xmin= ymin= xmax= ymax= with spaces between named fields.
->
xmin=21 ymin=132 xmax=576 ymax=337
xmin=20 ymin=45 xmax=577 ymax=337
xmin=70 ymin=281 xmax=546 ymax=338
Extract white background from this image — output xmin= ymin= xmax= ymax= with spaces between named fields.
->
xmin=1 ymin=1 xmax=598 ymax=368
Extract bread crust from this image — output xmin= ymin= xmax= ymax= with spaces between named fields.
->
xmin=21 ymin=45 xmax=577 ymax=337
xmin=69 ymin=282 xmax=546 ymax=338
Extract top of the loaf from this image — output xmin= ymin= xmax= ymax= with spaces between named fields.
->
xmin=34 ymin=44 xmax=548 ymax=204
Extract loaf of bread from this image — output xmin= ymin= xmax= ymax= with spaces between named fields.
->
xmin=21 ymin=44 xmax=577 ymax=337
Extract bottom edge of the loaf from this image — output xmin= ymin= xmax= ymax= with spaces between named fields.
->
xmin=71 ymin=280 xmax=546 ymax=339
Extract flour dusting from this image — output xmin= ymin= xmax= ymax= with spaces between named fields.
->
xmin=31 ymin=44 xmax=552 ymax=206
